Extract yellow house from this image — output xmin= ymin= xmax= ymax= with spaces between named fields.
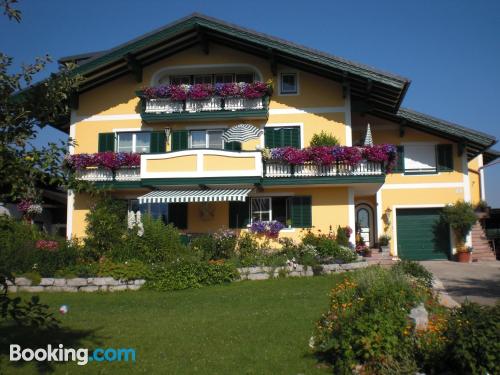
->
xmin=57 ymin=13 xmax=498 ymax=261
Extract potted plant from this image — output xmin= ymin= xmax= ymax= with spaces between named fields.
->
xmin=378 ymin=234 xmax=391 ymax=254
xmin=441 ymin=201 xmax=477 ymax=262
xmin=457 ymin=246 xmax=473 ymax=263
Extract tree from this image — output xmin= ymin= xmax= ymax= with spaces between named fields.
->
xmin=0 ymin=0 xmax=83 ymax=204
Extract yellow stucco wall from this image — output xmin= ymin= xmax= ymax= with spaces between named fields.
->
xmin=468 ymin=156 xmax=482 ymax=205
xmin=203 ymin=155 xmax=255 ymax=171
xmin=146 ymin=155 xmax=197 ymax=172
xmin=73 ymin=43 xmax=347 ymax=157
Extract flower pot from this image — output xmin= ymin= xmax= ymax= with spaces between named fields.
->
xmin=363 ymin=249 xmax=372 ymax=257
xmin=456 ymin=251 xmax=471 ymax=263
xmin=380 ymin=245 xmax=390 ymax=254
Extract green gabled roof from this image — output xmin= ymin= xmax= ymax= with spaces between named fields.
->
xmin=68 ymin=13 xmax=409 ymax=112
xmin=379 ymin=108 xmax=497 ymax=158
xmin=483 ymin=149 xmax=500 ymax=165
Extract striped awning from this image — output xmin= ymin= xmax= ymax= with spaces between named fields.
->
xmin=138 ymin=188 xmax=252 ymax=204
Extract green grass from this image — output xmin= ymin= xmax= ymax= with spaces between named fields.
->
xmin=1 ymin=275 xmax=342 ymax=374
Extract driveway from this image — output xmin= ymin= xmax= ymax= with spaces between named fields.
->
xmin=420 ymin=260 xmax=500 ymax=306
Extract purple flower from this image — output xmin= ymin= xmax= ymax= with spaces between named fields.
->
xmin=66 ymin=152 xmax=141 ymax=171
xmin=189 ymin=84 xmax=214 ymax=100
xmin=306 ymin=146 xmax=336 ymax=165
xmin=249 ymin=220 xmax=285 ymax=238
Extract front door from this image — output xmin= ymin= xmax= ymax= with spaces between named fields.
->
xmin=356 ymin=204 xmax=373 ymax=246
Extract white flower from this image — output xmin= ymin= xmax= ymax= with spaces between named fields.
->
xmin=127 ymin=211 xmax=136 ymax=229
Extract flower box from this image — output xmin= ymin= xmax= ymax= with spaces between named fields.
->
xmin=145 ymin=98 xmax=184 ymax=113
xmin=224 ymin=97 xmax=264 ymax=111
xmin=185 ymin=97 xmax=222 ymax=112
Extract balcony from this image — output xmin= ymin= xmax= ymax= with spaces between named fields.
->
xmin=263 ymin=160 xmax=383 ymax=178
xmin=140 ymin=96 xmax=269 ymax=122
xmin=76 ymin=167 xmax=140 ymax=182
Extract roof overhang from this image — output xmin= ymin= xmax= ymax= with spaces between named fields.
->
xmin=66 ymin=13 xmax=410 ymax=114
xmin=369 ymin=107 xmax=497 ymax=159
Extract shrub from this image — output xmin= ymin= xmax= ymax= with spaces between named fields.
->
xmin=441 ymin=200 xmax=477 ymax=244
xmin=54 ymin=263 xmax=99 ymax=278
xmin=442 ymin=302 xmax=500 ymax=375
xmin=84 ymin=197 xmax=127 ymax=259
xmin=0 ymin=215 xmax=40 ymax=275
xmin=336 ymin=226 xmax=350 ymax=247
xmin=190 ymin=228 xmax=237 ymax=260
xmin=312 ymin=266 xmax=426 ymax=373
xmin=19 ymin=271 xmax=42 ymax=286
xmin=146 ymin=261 xmax=239 ymax=291
xmin=310 ymin=131 xmax=339 ymax=147
xmin=98 ymin=260 xmax=151 ymax=280
xmin=392 ymin=260 xmax=433 ymax=288
xmin=34 ymin=239 xmax=81 ymax=277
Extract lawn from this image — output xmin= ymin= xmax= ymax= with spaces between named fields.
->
xmin=1 ymin=275 xmax=342 ymax=374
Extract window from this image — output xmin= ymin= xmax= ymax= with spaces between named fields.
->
xmin=215 ymin=74 xmax=234 ymax=84
xmin=128 ymin=200 xmax=187 ymax=229
xmin=251 ymin=198 xmax=271 ymax=222
xmin=235 ymin=73 xmax=254 ymax=83
xmin=193 ymin=74 xmax=212 ymax=84
xmin=248 ymin=196 xmax=311 ymax=228
xmin=170 ymin=75 xmax=191 ymax=84
xmin=280 ymin=73 xmax=298 ymax=94
xmin=117 ymin=132 xmax=151 ymax=153
xmin=190 ymin=130 xmax=206 ymax=149
xmin=189 ymin=130 xmax=224 ymax=149
xmin=403 ymin=144 xmax=437 ymax=173
xmin=264 ymin=126 xmax=301 ymax=148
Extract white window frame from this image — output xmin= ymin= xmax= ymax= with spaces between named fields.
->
xmin=188 ymin=129 xmax=225 ymax=149
xmin=278 ymin=71 xmax=299 ymax=96
xmin=250 ymin=197 xmax=272 ymax=222
xmin=116 ymin=132 xmax=152 ymax=154
xmin=403 ymin=142 xmax=438 ymax=174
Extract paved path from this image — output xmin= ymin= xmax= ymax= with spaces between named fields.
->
xmin=420 ymin=260 xmax=500 ymax=306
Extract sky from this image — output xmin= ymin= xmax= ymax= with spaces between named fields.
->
xmin=1 ymin=0 xmax=499 ymax=205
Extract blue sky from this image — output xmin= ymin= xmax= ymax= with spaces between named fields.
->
xmin=2 ymin=0 xmax=499 ymax=205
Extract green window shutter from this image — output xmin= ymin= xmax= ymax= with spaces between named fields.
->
xmin=150 ymin=131 xmax=166 ymax=153
xmin=291 ymin=127 xmax=300 ymax=148
xmin=171 ymin=130 xmax=188 ymax=151
xmin=98 ymin=133 xmax=115 ymax=152
xmin=264 ymin=127 xmax=277 ymax=148
xmin=229 ymin=201 xmax=250 ymax=228
xmin=224 ymin=141 xmax=242 ymax=151
xmin=290 ymin=196 xmax=312 ymax=228
xmin=437 ymin=144 xmax=453 ymax=171
xmin=265 ymin=127 xmax=300 ymax=148
xmin=168 ymin=203 xmax=188 ymax=229
xmin=394 ymin=146 xmax=405 ymax=172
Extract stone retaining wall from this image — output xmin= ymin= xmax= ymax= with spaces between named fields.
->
xmin=238 ymin=261 xmax=369 ymax=281
xmin=4 ymin=277 xmax=146 ymax=293
xmin=4 ymin=261 xmax=368 ymax=292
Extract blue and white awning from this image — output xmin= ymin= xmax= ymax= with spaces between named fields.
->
xmin=138 ymin=188 xmax=252 ymax=204
xmin=222 ymin=124 xmax=262 ymax=143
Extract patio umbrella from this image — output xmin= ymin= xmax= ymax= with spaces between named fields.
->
xmin=364 ymin=123 xmax=373 ymax=146
xmin=222 ymin=124 xmax=262 ymax=143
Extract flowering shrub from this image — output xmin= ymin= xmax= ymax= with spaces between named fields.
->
xmin=249 ymin=220 xmax=285 ymax=238
xmin=140 ymin=81 xmax=273 ymax=100
xmin=263 ymin=145 xmax=397 ymax=172
xmin=35 ymin=240 xmax=59 ymax=251
xmin=64 ymin=152 xmax=140 ymax=171
xmin=17 ymin=200 xmax=43 ymax=216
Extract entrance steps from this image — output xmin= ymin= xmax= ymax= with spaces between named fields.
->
xmin=471 ymin=222 xmax=497 ymax=262
xmin=363 ymin=250 xmax=397 ymax=267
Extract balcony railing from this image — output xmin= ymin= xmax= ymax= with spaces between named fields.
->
xmin=140 ymin=96 xmax=269 ymax=122
xmin=74 ymin=156 xmax=384 ymax=182
xmin=264 ymin=161 xmax=383 ymax=178
xmin=76 ymin=167 xmax=141 ymax=182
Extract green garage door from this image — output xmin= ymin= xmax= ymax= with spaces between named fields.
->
xmin=396 ymin=208 xmax=450 ymax=260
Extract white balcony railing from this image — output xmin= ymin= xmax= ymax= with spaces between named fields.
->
xmin=76 ymin=167 xmax=141 ymax=182
xmin=264 ymin=161 xmax=383 ymax=178
xmin=144 ymin=97 xmax=265 ymax=114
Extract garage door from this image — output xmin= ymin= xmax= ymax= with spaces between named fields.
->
xmin=396 ymin=208 xmax=450 ymax=260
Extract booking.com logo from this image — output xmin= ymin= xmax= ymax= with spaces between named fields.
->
xmin=10 ymin=344 xmax=136 ymax=366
